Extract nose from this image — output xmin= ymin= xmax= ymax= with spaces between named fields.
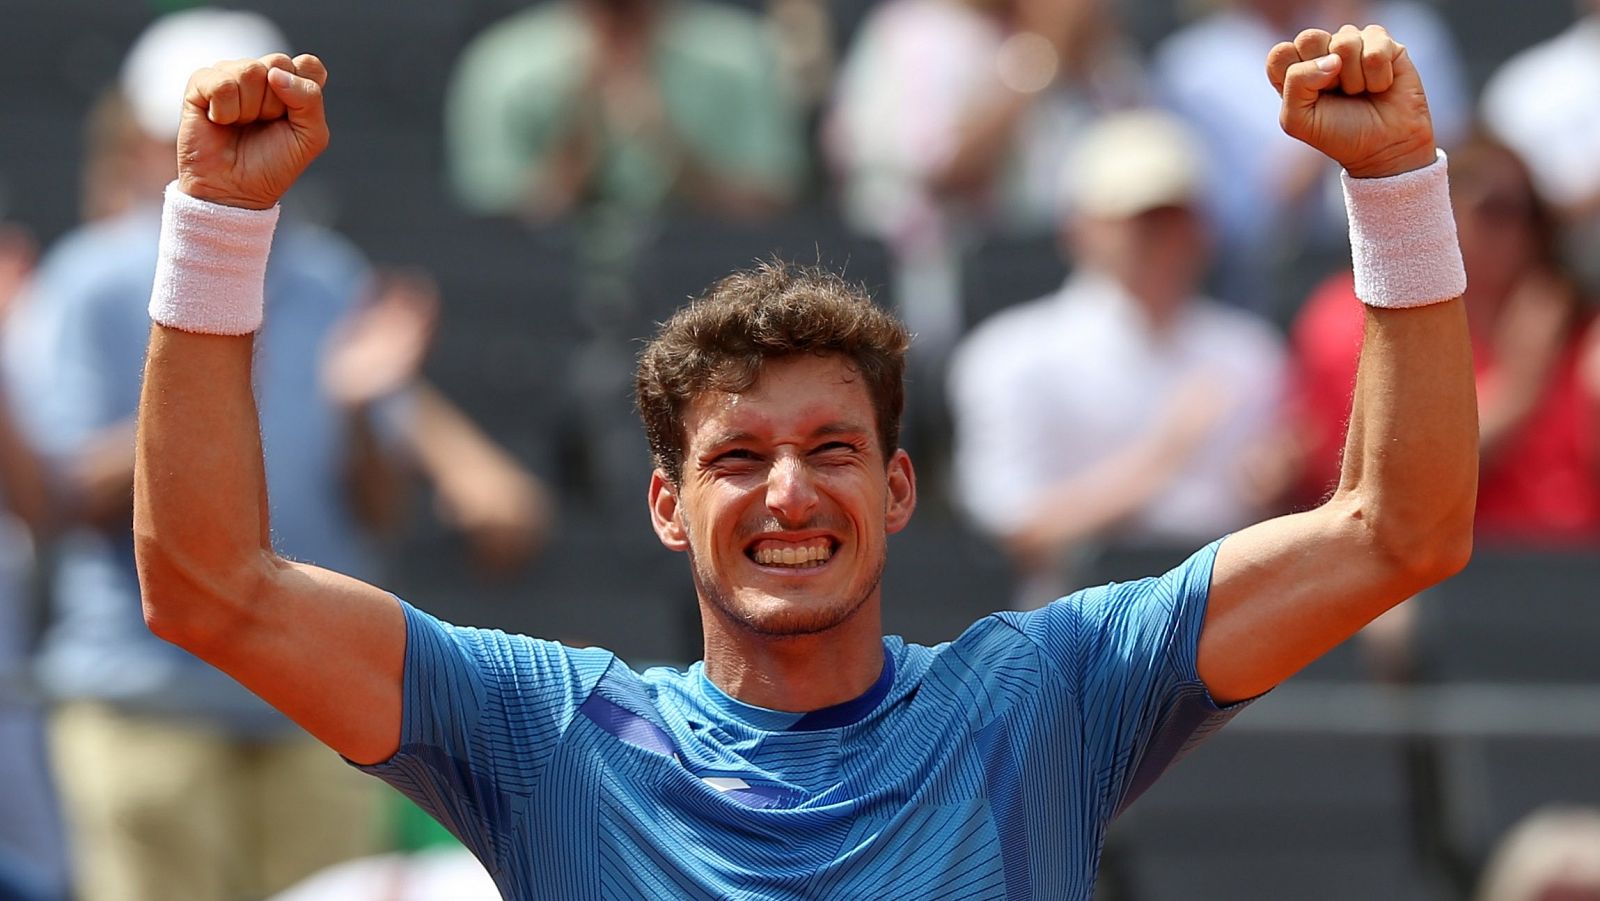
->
xmin=765 ymin=453 xmax=819 ymax=526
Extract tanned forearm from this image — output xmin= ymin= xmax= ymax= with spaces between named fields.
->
xmin=134 ymin=327 xmax=275 ymax=647
xmin=1333 ymin=300 xmax=1477 ymax=578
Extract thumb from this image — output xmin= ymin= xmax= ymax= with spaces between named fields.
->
xmin=1280 ymin=53 xmax=1342 ymax=123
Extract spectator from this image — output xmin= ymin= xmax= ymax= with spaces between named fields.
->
xmin=1476 ymin=807 xmax=1600 ymax=901
xmin=827 ymin=0 xmax=1143 ymax=358
xmin=1290 ymin=134 xmax=1600 ymax=546
xmin=4 ymin=10 xmax=548 ymax=900
xmin=445 ymin=0 xmax=805 ymax=221
xmin=1152 ymin=0 xmax=1469 ymax=316
xmin=0 ymin=226 xmax=71 ymax=901
xmin=948 ymin=112 xmax=1288 ymax=607
xmin=1481 ymin=0 xmax=1600 ymax=291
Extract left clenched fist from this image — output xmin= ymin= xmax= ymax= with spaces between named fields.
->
xmin=1267 ymin=25 xmax=1436 ymax=179
xmin=176 ymin=53 xmax=330 ymax=211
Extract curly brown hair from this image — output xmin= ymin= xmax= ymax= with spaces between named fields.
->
xmin=635 ymin=260 xmax=912 ymax=485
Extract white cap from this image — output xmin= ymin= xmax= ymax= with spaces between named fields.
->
xmin=1061 ymin=111 xmax=1205 ymax=219
xmin=120 ymin=8 xmax=289 ymax=141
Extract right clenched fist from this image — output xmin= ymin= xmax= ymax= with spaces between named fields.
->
xmin=176 ymin=53 xmax=329 ymax=210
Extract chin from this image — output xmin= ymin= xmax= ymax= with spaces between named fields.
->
xmin=728 ymin=590 xmax=866 ymax=638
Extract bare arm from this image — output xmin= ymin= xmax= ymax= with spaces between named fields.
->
xmin=133 ymin=55 xmax=405 ymax=765
xmin=1005 ymin=378 xmax=1228 ymax=565
xmin=1197 ymin=26 xmax=1477 ymax=704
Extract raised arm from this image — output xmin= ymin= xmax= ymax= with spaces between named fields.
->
xmin=133 ymin=55 xmax=405 ymax=764
xmin=1197 ymin=25 xmax=1477 ymax=703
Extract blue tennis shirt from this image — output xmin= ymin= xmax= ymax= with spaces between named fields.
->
xmin=359 ymin=540 xmax=1243 ymax=899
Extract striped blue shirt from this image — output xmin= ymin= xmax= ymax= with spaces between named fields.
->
xmin=360 ymin=540 xmax=1242 ymax=899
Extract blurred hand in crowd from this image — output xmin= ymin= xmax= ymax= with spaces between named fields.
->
xmin=321 ymin=268 xmax=439 ymax=411
xmin=420 ymin=391 xmax=553 ymax=575
xmin=0 ymin=225 xmax=35 ymax=321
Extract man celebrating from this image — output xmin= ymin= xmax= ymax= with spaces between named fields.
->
xmin=136 ymin=26 xmax=1475 ymax=899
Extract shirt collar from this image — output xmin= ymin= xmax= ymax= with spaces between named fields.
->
xmin=692 ymin=642 xmax=897 ymax=732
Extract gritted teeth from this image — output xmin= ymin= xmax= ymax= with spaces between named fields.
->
xmin=749 ymin=538 xmax=834 ymax=567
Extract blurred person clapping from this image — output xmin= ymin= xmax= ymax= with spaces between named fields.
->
xmin=447 ymin=0 xmax=805 ymax=221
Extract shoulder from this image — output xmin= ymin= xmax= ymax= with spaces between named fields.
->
xmin=399 ymin=601 xmax=617 ymax=702
xmin=31 ymin=211 xmax=161 ymax=308
xmin=997 ymin=539 xmax=1225 ymax=666
xmin=906 ymin=617 xmax=1057 ymax=710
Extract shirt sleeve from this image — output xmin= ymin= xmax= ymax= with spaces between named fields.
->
xmin=1008 ymin=539 xmax=1251 ymax=820
xmin=353 ymin=600 xmax=615 ymax=871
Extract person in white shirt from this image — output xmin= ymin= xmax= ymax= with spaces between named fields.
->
xmin=948 ymin=111 xmax=1289 ymax=606
xmin=1480 ymin=2 xmax=1600 ymax=290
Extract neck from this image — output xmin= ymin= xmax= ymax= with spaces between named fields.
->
xmin=699 ymin=596 xmax=886 ymax=713
xmin=1106 ymin=272 xmax=1187 ymax=337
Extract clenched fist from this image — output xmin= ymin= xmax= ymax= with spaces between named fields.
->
xmin=1267 ymin=25 xmax=1435 ymax=179
xmin=176 ymin=54 xmax=330 ymax=210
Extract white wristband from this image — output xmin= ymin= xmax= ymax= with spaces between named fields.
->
xmin=148 ymin=181 xmax=281 ymax=335
xmin=1342 ymin=149 xmax=1466 ymax=309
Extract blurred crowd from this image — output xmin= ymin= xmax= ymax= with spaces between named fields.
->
xmin=0 ymin=1 xmax=1597 ymax=900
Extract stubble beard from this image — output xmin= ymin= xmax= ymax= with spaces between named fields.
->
xmin=686 ymin=542 xmax=885 ymax=639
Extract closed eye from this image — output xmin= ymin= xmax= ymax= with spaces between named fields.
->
xmin=710 ymin=449 xmax=760 ymax=464
xmin=812 ymin=441 xmax=863 ymax=459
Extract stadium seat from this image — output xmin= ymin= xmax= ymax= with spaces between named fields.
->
xmin=1110 ymin=729 xmax=1431 ymax=901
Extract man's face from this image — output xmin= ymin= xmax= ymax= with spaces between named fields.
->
xmin=1072 ymin=204 xmax=1209 ymax=302
xmin=648 ymin=354 xmax=916 ymax=638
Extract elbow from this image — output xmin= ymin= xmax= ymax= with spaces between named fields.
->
xmin=134 ymin=532 xmax=270 ymax=653
xmin=1399 ymin=525 xmax=1473 ymax=588
xmin=1339 ymin=492 xmax=1475 ymax=590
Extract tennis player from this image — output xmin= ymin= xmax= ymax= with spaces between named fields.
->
xmin=135 ymin=25 xmax=1475 ymax=898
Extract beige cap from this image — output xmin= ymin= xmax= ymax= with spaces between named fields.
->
xmin=1061 ymin=110 xmax=1206 ymax=219
xmin=120 ymin=8 xmax=289 ymax=141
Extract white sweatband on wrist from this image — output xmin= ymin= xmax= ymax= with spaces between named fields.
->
xmin=1342 ymin=149 xmax=1466 ymax=309
xmin=148 ymin=181 xmax=281 ymax=335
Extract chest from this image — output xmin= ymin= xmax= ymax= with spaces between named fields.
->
xmin=505 ymin=691 xmax=1101 ymax=899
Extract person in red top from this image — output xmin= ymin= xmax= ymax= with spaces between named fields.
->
xmin=1292 ymin=133 xmax=1600 ymax=547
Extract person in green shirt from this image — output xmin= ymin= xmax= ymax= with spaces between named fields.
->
xmin=446 ymin=0 xmax=806 ymax=220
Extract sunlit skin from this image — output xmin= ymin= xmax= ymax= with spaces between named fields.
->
xmin=648 ymin=354 xmax=917 ymax=712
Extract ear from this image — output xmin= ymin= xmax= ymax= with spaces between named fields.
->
xmin=884 ymin=448 xmax=917 ymax=535
xmin=648 ymin=469 xmax=689 ymax=552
